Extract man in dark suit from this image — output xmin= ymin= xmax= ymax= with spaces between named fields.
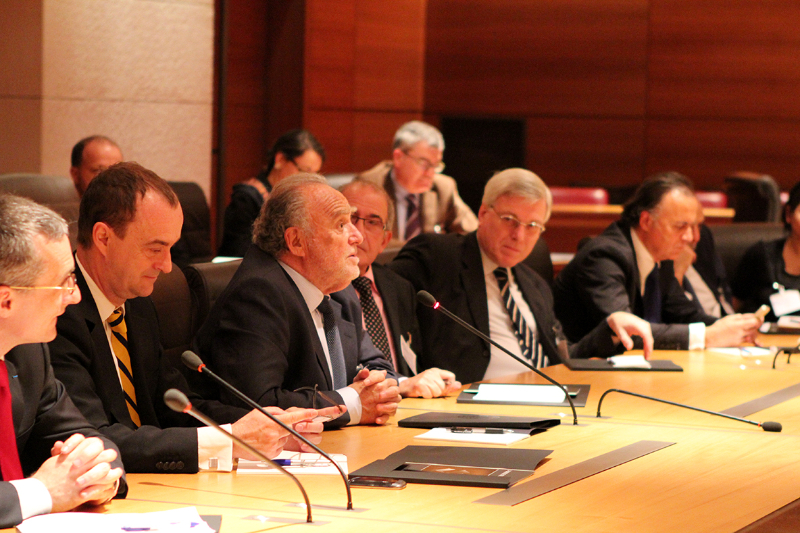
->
xmin=553 ymin=172 xmax=759 ymax=350
xmin=673 ymin=202 xmax=734 ymax=318
xmin=0 ymin=194 xmax=125 ymax=528
xmin=340 ymin=178 xmax=461 ymax=397
xmin=358 ymin=120 xmax=477 ymax=246
xmin=49 ymin=163 xmax=329 ymax=474
xmin=195 ymin=174 xmax=401 ymax=426
xmin=390 ymin=168 xmax=653 ymax=384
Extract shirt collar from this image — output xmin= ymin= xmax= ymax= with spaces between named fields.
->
xmin=391 ymin=171 xmax=414 ymax=203
xmin=278 ymin=260 xmax=325 ymax=313
xmin=361 ymin=265 xmax=377 ymax=288
xmin=478 ymin=241 xmax=501 ymax=277
xmin=630 ymin=228 xmax=656 ymax=293
xmin=76 ymin=255 xmax=120 ymax=322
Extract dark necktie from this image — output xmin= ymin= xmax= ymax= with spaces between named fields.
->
xmin=643 ymin=265 xmax=662 ymax=323
xmin=405 ymin=194 xmax=421 ymax=240
xmin=107 ymin=308 xmax=141 ymax=427
xmin=494 ymin=267 xmax=542 ymax=368
xmin=352 ymin=277 xmax=392 ymax=359
xmin=0 ymin=360 xmax=23 ymax=481
xmin=317 ymin=297 xmax=348 ymax=389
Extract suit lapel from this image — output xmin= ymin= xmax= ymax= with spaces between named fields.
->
xmin=514 ymin=267 xmax=560 ymax=361
xmin=382 ymin=171 xmax=401 ymax=237
xmin=329 ymin=297 xmax=357 ymax=384
xmin=461 ymin=234 xmax=490 ymax=338
xmin=372 ymin=267 xmax=412 ymax=376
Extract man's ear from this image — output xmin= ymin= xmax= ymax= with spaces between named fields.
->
xmin=0 ymin=287 xmax=14 ymax=317
xmin=284 ymin=227 xmax=307 ymax=257
xmin=639 ymin=210 xmax=654 ymax=232
xmin=379 ymin=229 xmax=392 ymax=251
xmin=92 ymin=222 xmax=112 ymax=256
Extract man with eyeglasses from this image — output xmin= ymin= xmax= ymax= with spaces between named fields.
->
xmin=0 ymin=194 xmax=126 ymax=528
xmin=358 ymin=120 xmax=477 ymax=245
xmin=554 ymin=172 xmax=762 ymax=350
xmin=341 ymin=179 xmax=462 ymax=398
xmin=390 ymin=168 xmax=653 ymax=383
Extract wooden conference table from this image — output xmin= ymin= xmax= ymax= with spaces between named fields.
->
xmin=44 ymin=336 xmax=796 ymax=533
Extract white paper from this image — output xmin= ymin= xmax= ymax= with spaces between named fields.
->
xmin=18 ymin=506 xmax=213 ymax=533
xmin=399 ymin=335 xmax=417 ymax=374
xmin=414 ymin=427 xmax=531 ymax=446
xmin=237 ymin=451 xmax=347 ymax=475
xmin=777 ymin=315 xmax=800 ymax=330
xmin=609 ymin=355 xmax=652 ymax=369
xmin=770 ymin=290 xmax=800 ymax=317
xmin=472 ymin=383 xmax=566 ymax=404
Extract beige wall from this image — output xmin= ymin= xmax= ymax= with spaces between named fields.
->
xmin=0 ymin=0 xmax=214 ymax=197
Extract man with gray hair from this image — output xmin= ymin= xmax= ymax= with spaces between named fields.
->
xmin=358 ymin=120 xmax=477 ymax=244
xmin=0 ymin=194 xmax=125 ymax=528
xmin=391 ymin=168 xmax=653 ymax=383
xmin=195 ymin=174 xmax=401 ymax=426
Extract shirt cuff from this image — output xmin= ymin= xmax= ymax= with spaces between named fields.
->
xmin=337 ymin=386 xmax=362 ymax=425
xmin=198 ymin=424 xmax=234 ymax=472
xmin=10 ymin=478 xmax=52 ymax=521
xmin=689 ymin=322 xmax=706 ymax=350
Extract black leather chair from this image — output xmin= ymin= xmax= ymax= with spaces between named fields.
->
xmin=149 ymin=263 xmax=196 ymax=369
xmin=0 ymin=173 xmax=81 ymax=247
xmin=724 ymin=172 xmax=782 ymax=223
xmin=709 ymin=222 xmax=785 ymax=281
xmin=168 ymin=181 xmax=214 ymax=268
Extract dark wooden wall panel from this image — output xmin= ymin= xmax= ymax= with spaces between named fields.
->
xmin=526 ymin=118 xmax=646 ymax=187
xmin=425 ymin=0 xmax=649 ymax=116
xmin=304 ymin=0 xmax=355 ymax=111
xmin=353 ymin=111 xmax=422 ymax=171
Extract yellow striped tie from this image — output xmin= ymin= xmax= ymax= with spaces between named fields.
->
xmin=107 ymin=307 xmax=141 ymax=427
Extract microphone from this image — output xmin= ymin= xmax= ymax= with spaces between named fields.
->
xmin=181 ymin=350 xmax=353 ymax=510
xmin=416 ymin=290 xmax=578 ymax=425
xmin=163 ymin=389 xmax=313 ymax=522
xmin=773 ymin=345 xmax=799 ymax=369
xmin=596 ymin=388 xmax=782 ymax=432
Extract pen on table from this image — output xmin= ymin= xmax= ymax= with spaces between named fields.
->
xmin=273 ymin=459 xmax=332 ymax=467
xmin=447 ymin=427 xmax=515 ymax=434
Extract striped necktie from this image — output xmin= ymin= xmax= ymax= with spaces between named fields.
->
xmin=494 ymin=267 xmax=543 ymax=368
xmin=317 ymin=297 xmax=348 ymax=389
xmin=352 ymin=276 xmax=392 ymax=359
xmin=0 ymin=360 xmax=23 ymax=481
xmin=107 ymin=307 xmax=141 ymax=427
xmin=405 ymin=194 xmax=421 ymax=240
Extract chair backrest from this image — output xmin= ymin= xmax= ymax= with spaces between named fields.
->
xmin=520 ymin=237 xmax=554 ymax=284
xmin=695 ymin=191 xmax=728 ymax=208
xmin=709 ymin=222 xmax=785 ymax=281
xmin=0 ymin=173 xmax=81 ymax=247
xmin=183 ymin=259 xmax=244 ymax=332
xmin=168 ymin=181 xmax=213 ymax=267
xmin=723 ymin=172 xmax=781 ymax=222
xmin=149 ymin=263 xmax=195 ymax=368
xmin=550 ymin=187 xmax=609 ymax=205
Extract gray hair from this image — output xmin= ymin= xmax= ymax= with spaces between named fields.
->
xmin=253 ymin=173 xmax=328 ymax=256
xmin=482 ymin=168 xmax=553 ymax=222
xmin=0 ymin=194 xmax=69 ymax=286
xmin=340 ymin=178 xmax=396 ymax=233
xmin=392 ymin=121 xmax=445 ymax=152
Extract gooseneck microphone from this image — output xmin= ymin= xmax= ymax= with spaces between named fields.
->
xmin=596 ymin=388 xmax=782 ymax=432
xmin=416 ymin=290 xmax=578 ymax=425
xmin=181 ymin=350 xmax=353 ymax=510
xmin=163 ymin=389 xmax=313 ymax=522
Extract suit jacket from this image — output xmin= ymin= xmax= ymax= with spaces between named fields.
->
xmin=683 ymin=224 xmax=734 ymax=316
xmin=731 ymin=238 xmax=791 ymax=321
xmin=358 ymin=161 xmax=478 ymax=244
xmin=217 ymin=182 xmax=265 ymax=257
xmin=48 ymin=268 xmax=248 ymax=473
xmin=553 ymin=220 xmax=716 ymax=350
xmin=389 ymin=232 xmax=618 ymax=384
xmin=370 ymin=263 xmax=423 ymax=376
xmin=1 ymin=344 xmax=127 ymax=528
xmin=194 ymin=245 xmax=397 ymax=427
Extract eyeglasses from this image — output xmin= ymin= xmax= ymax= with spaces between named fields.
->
xmin=351 ymin=214 xmax=387 ymax=234
xmin=8 ymin=273 xmax=79 ymax=296
xmin=293 ymin=384 xmax=345 ymax=421
xmin=401 ymin=150 xmax=445 ymax=174
xmin=490 ymin=207 xmax=546 ymax=235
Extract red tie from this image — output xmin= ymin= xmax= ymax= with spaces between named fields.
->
xmin=0 ymin=360 xmax=23 ymax=481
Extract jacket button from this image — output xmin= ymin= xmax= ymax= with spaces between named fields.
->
xmin=156 ymin=462 xmax=164 ymax=470
xmin=169 ymin=461 xmax=176 ymax=470
xmin=177 ymin=461 xmax=184 ymax=470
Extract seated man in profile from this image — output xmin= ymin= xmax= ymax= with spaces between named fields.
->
xmin=358 ymin=120 xmax=477 ymax=245
xmin=0 ymin=194 xmax=125 ymax=528
xmin=390 ymin=168 xmax=653 ymax=384
xmin=553 ymin=172 xmax=760 ymax=350
xmin=195 ymin=174 xmax=402 ymax=426
xmin=69 ymin=135 xmax=123 ymax=196
xmin=49 ymin=162 xmax=332 ymax=474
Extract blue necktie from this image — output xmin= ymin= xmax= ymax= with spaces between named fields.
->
xmin=643 ymin=265 xmax=662 ymax=323
xmin=317 ymin=297 xmax=348 ymax=389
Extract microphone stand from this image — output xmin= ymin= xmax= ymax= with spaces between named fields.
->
xmin=181 ymin=351 xmax=353 ymax=510
xmin=596 ymin=388 xmax=782 ymax=432
xmin=163 ymin=389 xmax=313 ymax=522
xmin=417 ymin=291 xmax=578 ymax=425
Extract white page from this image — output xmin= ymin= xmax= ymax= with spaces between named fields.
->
xmin=18 ymin=506 xmax=213 ymax=533
xmin=473 ymin=383 xmax=566 ymax=404
xmin=414 ymin=427 xmax=531 ymax=446
xmin=237 ymin=451 xmax=347 ymax=475
xmin=609 ymin=355 xmax=652 ymax=369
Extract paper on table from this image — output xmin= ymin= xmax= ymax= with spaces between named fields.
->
xmin=237 ymin=451 xmax=348 ymax=475
xmin=17 ymin=506 xmax=213 ymax=533
xmin=609 ymin=355 xmax=652 ymax=369
xmin=473 ymin=383 xmax=566 ymax=404
xmin=414 ymin=427 xmax=532 ymax=445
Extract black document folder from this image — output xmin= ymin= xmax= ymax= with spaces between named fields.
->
xmin=398 ymin=412 xmax=561 ymax=430
xmin=565 ymin=359 xmax=683 ymax=372
xmin=349 ymin=445 xmax=552 ymax=488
